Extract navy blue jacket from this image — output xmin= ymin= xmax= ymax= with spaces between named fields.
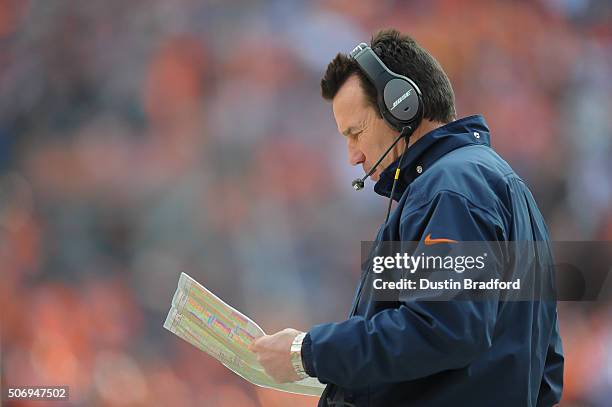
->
xmin=301 ymin=115 xmax=564 ymax=406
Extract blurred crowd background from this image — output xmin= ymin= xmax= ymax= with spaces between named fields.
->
xmin=1 ymin=0 xmax=611 ymax=406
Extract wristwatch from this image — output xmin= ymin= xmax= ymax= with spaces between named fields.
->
xmin=290 ymin=332 xmax=309 ymax=380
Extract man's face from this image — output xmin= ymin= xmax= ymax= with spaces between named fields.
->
xmin=332 ymin=75 xmax=398 ymax=181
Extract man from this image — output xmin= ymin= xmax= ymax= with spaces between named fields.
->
xmin=251 ymin=29 xmax=563 ymax=406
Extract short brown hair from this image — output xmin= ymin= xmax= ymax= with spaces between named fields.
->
xmin=321 ymin=29 xmax=456 ymax=123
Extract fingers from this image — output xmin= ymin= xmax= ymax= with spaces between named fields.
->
xmin=249 ymin=335 xmax=269 ymax=352
xmin=250 ymin=328 xmax=300 ymax=352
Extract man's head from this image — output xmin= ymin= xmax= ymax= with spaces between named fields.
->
xmin=321 ymin=29 xmax=456 ymax=181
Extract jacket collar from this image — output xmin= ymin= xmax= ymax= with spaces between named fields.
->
xmin=374 ymin=115 xmax=491 ymax=200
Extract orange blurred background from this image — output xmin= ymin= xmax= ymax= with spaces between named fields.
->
xmin=1 ymin=0 xmax=611 ymax=406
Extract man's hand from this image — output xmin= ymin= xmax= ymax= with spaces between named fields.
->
xmin=250 ymin=328 xmax=303 ymax=383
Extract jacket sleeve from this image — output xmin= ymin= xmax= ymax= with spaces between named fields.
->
xmin=536 ymin=316 xmax=564 ymax=406
xmin=302 ymin=191 xmax=504 ymax=388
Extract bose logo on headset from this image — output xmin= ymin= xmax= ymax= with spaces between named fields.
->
xmin=349 ymin=42 xmax=423 ymax=132
xmin=390 ymin=89 xmax=413 ymax=111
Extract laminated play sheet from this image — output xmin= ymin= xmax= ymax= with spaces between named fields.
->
xmin=163 ymin=272 xmax=325 ymax=396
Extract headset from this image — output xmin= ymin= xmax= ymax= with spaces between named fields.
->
xmin=349 ymin=42 xmax=424 ymax=196
xmin=349 ymin=42 xmax=423 ymax=133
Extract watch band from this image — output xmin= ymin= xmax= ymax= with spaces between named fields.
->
xmin=290 ymin=332 xmax=308 ymax=380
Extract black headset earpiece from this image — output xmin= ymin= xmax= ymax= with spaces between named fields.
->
xmin=350 ymin=43 xmax=423 ymax=132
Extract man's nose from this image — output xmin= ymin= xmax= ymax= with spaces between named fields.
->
xmin=347 ymin=140 xmax=365 ymax=166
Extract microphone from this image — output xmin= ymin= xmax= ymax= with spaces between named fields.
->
xmin=351 ymin=126 xmax=412 ymax=191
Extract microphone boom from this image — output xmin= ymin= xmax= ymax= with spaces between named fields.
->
xmin=350 ymin=126 xmax=412 ymax=191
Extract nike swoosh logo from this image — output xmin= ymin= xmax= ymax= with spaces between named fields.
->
xmin=424 ymin=233 xmax=458 ymax=245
